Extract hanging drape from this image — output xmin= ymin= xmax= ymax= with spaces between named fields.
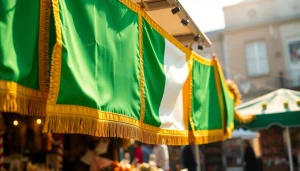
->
xmin=0 ymin=0 xmax=235 ymax=145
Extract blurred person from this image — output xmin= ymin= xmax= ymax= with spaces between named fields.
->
xmin=291 ymin=46 xmax=298 ymax=60
xmin=292 ymin=149 xmax=298 ymax=170
xmin=178 ymin=146 xmax=184 ymax=169
xmin=142 ymin=144 xmax=152 ymax=163
xmin=182 ymin=144 xmax=197 ymax=171
xmin=243 ymin=140 xmax=258 ymax=171
xmin=153 ymin=144 xmax=169 ymax=171
xmin=133 ymin=141 xmax=144 ymax=164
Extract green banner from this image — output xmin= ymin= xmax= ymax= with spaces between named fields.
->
xmin=0 ymin=0 xmax=49 ymax=116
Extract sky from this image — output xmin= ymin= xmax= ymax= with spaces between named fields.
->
xmin=181 ymin=0 xmax=244 ymax=32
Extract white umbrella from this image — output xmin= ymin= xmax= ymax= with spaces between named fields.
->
xmin=232 ymin=128 xmax=259 ymax=140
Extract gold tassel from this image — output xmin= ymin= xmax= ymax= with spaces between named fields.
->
xmin=226 ymin=80 xmax=242 ymax=105
xmin=234 ymin=111 xmax=255 ymax=124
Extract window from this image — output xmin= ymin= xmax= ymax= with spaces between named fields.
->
xmin=245 ymin=41 xmax=269 ymax=77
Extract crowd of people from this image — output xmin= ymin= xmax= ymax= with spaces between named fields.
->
xmin=128 ymin=142 xmax=198 ymax=171
xmin=127 ymin=140 xmax=268 ymax=171
xmin=130 ymin=142 xmax=170 ymax=171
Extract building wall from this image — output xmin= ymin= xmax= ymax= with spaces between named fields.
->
xmin=219 ymin=0 xmax=300 ymax=101
xmin=224 ymin=0 xmax=278 ymax=29
xmin=276 ymin=0 xmax=300 ymax=18
xmin=224 ymin=0 xmax=300 ymax=29
xmin=223 ymin=25 xmax=285 ymax=95
xmin=278 ymin=21 xmax=300 ymax=87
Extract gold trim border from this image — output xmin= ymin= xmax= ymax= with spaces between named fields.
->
xmin=39 ymin=0 xmax=51 ymax=92
xmin=138 ymin=11 xmax=146 ymax=126
xmin=45 ymin=104 xmax=189 ymax=145
xmin=216 ymin=60 xmax=234 ymax=99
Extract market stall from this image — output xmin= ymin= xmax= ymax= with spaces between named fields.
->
xmin=0 ymin=0 xmax=249 ymax=171
xmin=203 ymin=142 xmax=223 ymax=171
xmin=223 ymin=128 xmax=259 ymax=171
xmin=235 ymin=88 xmax=300 ymax=171
xmin=0 ymin=113 xmax=53 ymax=170
xmin=0 ymin=115 xmax=131 ymax=171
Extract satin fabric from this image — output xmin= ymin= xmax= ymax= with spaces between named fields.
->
xmin=56 ymin=0 xmax=140 ymax=119
xmin=0 ymin=0 xmax=40 ymax=89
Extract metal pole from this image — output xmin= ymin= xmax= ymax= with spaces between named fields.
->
xmin=286 ymin=127 xmax=294 ymax=171
xmin=0 ymin=133 xmax=3 ymax=170
xmin=0 ymin=113 xmax=6 ymax=171
xmin=194 ymin=144 xmax=201 ymax=171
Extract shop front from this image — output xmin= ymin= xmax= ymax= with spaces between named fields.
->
xmin=259 ymin=126 xmax=289 ymax=171
xmin=290 ymin=128 xmax=300 ymax=171
xmin=235 ymin=88 xmax=300 ymax=171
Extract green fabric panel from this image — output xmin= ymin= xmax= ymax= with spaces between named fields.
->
xmin=226 ymin=95 xmax=234 ymax=128
xmin=192 ymin=60 xmax=222 ymax=130
xmin=57 ymin=0 xmax=140 ymax=119
xmin=0 ymin=0 xmax=40 ymax=90
xmin=235 ymin=111 xmax=300 ymax=129
xmin=221 ymin=78 xmax=234 ymax=128
xmin=142 ymin=19 xmax=166 ymax=127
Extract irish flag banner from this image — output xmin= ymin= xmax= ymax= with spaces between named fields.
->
xmin=141 ymin=17 xmax=190 ymax=144
xmin=44 ymin=0 xmax=235 ymax=145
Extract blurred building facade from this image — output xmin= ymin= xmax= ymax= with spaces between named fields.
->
xmin=186 ymin=0 xmax=300 ymax=101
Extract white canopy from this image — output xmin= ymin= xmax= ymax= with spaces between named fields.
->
xmin=231 ymin=128 xmax=259 ymax=140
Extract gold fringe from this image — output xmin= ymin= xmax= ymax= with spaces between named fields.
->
xmin=45 ymin=104 xmax=188 ymax=136
xmin=183 ymin=53 xmax=192 ymax=131
xmin=45 ymin=114 xmax=189 ymax=145
xmin=227 ymin=80 xmax=242 ymax=106
xmin=47 ymin=0 xmax=62 ymax=105
xmin=188 ymin=131 xmax=227 ymax=144
xmin=0 ymin=91 xmax=46 ymax=116
xmin=188 ymin=55 xmax=196 ymax=137
xmin=193 ymin=136 xmax=227 ymax=144
xmin=138 ymin=10 xmax=146 ymax=125
xmin=226 ymin=123 xmax=234 ymax=138
xmin=234 ymin=111 xmax=255 ymax=124
xmin=39 ymin=0 xmax=51 ymax=92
